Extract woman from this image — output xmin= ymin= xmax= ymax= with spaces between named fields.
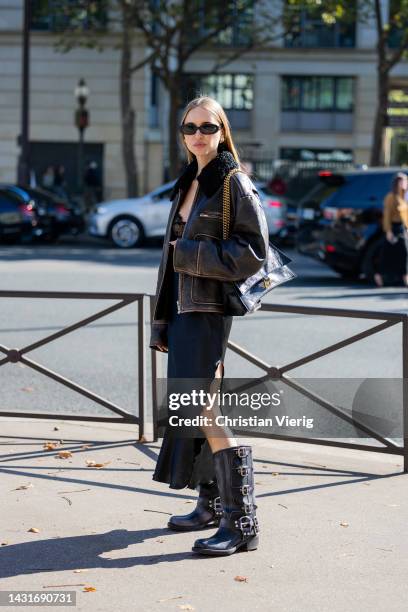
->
xmin=374 ymin=172 xmax=408 ymax=288
xmin=149 ymin=96 xmax=269 ymax=556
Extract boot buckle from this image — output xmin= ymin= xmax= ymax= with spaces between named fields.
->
xmin=235 ymin=447 xmax=249 ymax=458
xmin=234 ymin=515 xmax=254 ymax=536
xmin=213 ymin=496 xmax=223 ymax=516
xmin=242 ymin=502 xmax=254 ymax=514
xmin=253 ymin=516 xmax=260 ymax=534
xmin=237 ymin=466 xmax=249 ymax=476
xmin=240 ymin=484 xmax=250 ymax=495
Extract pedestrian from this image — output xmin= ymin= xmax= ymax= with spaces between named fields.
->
xmin=149 ymin=96 xmax=269 ymax=556
xmin=374 ymin=172 xmax=408 ymax=287
xmin=41 ymin=165 xmax=55 ymax=190
xmin=83 ymin=160 xmax=102 ymax=212
xmin=53 ymin=164 xmax=69 ymax=200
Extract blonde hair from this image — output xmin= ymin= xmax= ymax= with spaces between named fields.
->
xmin=179 ymin=96 xmax=241 ymax=166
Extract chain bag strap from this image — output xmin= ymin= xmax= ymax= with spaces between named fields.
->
xmin=221 ymin=169 xmax=296 ymax=315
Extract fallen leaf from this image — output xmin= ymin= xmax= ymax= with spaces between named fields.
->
xmin=28 ymin=527 xmax=40 ymax=533
xmin=234 ymin=575 xmax=248 ymax=582
xmin=57 ymin=451 xmax=72 ymax=459
xmin=156 ymin=539 xmax=164 ymax=543
xmin=184 ymin=500 xmax=194 ymax=504
xmin=53 ymin=426 xmax=60 ymax=431
xmin=83 ymin=586 xmax=96 ymax=592
xmin=73 ymin=569 xmax=89 ymax=573
xmin=340 ymin=522 xmax=349 ymax=527
xmin=14 ymin=483 xmax=33 ymax=490
xmin=43 ymin=442 xmax=59 ymax=451
xmin=85 ymin=460 xmax=110 ymax=469
xmin=1 ymin=542 xmax=9 ymax=546
xmin=272 ymin=472 xmax=280 ymax=476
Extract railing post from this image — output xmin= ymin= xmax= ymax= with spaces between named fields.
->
xmin=403 ymin=315 xmax=408 ymax=473
xmin=150 ymin=296 xmax=159 ymax=442
xmin=137 ymin=295 xmax=146 ymax=441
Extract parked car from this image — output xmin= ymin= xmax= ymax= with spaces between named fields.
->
xmin=0 ymin=185 xmax=85 ymax=242
xmin=20 ymin=187 xmax=85 ymax=238
xmin=0 ymin=187 xmax=36 ymax=242
xmin=0 ymin=185 xmax=53 ymax=242
xmin=295 ymin=167 xmax=402 ymax=281
xmin=88 ymin=180 xmax=285 ymax=248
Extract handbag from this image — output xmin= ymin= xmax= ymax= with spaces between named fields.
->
xmin=221 ymin=168 xmax=297 ymax=316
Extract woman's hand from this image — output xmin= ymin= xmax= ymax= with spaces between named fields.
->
xmin=386 ymin=230 xmax=396 ymax=243
xmin=169 ymin=239 xmax=177 ymax=247
xmin=155 ymin=344 xmax=168 ymax=353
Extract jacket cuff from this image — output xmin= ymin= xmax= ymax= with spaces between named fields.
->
xmin=149 ymin=321 xmax=168 ymax=351
xmin=173 ymin=238 xmax=200 ymax=275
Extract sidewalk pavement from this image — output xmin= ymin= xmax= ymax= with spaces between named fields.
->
xmin=0 ymin=417 xmax=407 ymax=612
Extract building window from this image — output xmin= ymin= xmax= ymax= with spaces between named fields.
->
xmin=282 ymin=76 xmax=354 ymax=112
xmin=30 ymin=0 xmax=108 ymax=32
xmin=283 ymin=2 xmax=355 ymax=48
xmin=181 ymin=73 xmax=253 ymax=129
xmin=183 ymin=74 xmax=253 ymax=110
xmin=188 ymin=0 xmax=254 ymax=48
xmin=387 ymin=0 xmax=406 ymax=48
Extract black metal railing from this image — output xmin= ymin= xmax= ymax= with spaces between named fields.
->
xmin=0 ymin=290 xmax=147 ymax=440
xmin=150 ymin=299 xmax=408 ymax=473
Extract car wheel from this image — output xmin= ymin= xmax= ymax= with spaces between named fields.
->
xmin=361 ymin=238 xmax=383 ymax=283
xmin=109 ymin=216 xmax=144 ymax=248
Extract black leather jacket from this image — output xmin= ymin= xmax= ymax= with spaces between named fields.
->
xmin=149 ymin=151 xmax=269 ymax=351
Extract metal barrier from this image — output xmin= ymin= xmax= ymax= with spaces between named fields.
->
xmin=0 ymin=290 xmax=147 ymax=440
xmin=150 ymin=299 xmax=408 ymax=473
xmin=1 ymin=290 xmax=406 ymax=471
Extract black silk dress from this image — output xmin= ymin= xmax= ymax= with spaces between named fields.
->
xmin=152 ymin=212 xmax=233 ymax=490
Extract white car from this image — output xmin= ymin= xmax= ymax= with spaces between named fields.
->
xmin=88 ymin=180 xmax=286 ymax=248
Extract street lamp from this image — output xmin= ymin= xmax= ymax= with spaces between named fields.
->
xmin=74 ymin=78 xmax=90 ymax=193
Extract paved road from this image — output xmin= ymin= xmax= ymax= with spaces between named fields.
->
xmin=0 ymin=235 xmax=406 ymax=427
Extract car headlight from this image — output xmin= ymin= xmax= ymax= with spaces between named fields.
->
xmin=95 ymin=205 xmax=107 ymax=214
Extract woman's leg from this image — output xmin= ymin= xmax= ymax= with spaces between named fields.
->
xmin=198 ymin=360 xmax=238 ymax=452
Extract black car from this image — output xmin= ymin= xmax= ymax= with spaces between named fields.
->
xmin=21 ymin=187 xmax=85 ymax=238
xmin=0 ymin=187 xmax=40 ymax=242
xmin=0 ymin=185 xmax=85 ymax=242
xmin=295 ymin=168 xmax=402 ymax=281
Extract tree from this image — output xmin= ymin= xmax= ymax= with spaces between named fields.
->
xmin=285 ymin=0 xmax=408 ymax=166
xmin=54 ymin=0 xmax=298 ymax=189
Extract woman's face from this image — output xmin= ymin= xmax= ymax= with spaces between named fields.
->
xmin=399 ymin=175 xmax=408 ymax=192
xmin=182 ymin=106 xmax=224 ymax=159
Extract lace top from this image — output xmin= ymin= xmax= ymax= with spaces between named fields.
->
xmin=170 ymin=212 xmax=186 ymax=241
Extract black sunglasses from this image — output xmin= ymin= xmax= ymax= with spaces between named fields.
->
xmin=179 ymin=122 xmax=222 ymax=135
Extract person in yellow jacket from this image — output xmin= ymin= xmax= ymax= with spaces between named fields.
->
xmin=374 ymin=172 xmax=408 ymax=287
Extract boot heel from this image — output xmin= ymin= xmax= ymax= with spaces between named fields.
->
xmin=243 ymin=535 xmax=259 ymax=551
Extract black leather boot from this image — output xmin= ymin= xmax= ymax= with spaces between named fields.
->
xmin=192 ymin=446 xmax=259 ymax=555
xmin=167 ymin=481 xmax=222 ymax=532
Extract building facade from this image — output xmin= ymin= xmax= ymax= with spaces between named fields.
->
xmin=1 ymin=0 xmax=407 ymax=200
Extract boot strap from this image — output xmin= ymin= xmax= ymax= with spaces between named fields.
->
xmin=208 ymin=496 xmax=223 ymax=516
xmin=232 ymin=514 xmax=260 ymax=536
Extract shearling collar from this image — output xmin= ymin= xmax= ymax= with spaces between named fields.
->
xmin=169 ymin=150 xmax=239 ymax=201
